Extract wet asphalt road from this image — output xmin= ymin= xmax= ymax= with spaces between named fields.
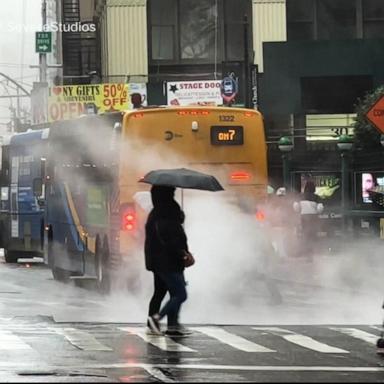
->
xmin=0 ymin=252 xmax=383 ymax=382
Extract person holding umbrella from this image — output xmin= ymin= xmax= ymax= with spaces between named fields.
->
xmin=141 ymin=168 xmax=224 ymax=336
xmin=145 ymin=185 xmax=192 ymax=336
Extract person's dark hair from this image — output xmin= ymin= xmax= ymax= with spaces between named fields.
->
xmin=131 ymin=93 xmax=143 ymax=108
xmin=150 ymin=185 xmax=176 ymax=206
xmin=150 ymin=185 xmax=184 ymax=222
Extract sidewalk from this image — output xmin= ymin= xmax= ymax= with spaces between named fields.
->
xmin=269 ymin=245 xmax=384 ymax=295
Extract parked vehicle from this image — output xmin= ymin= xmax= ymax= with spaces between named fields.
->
xmin=0 ymin=129 xmax=48 ymax=263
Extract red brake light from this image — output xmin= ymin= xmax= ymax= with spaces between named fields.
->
xmin=244 ymin=112 xmax=254 ymax=117
xmin=230 ymin=171 xmax=251 ymax=181
xmin=122 ymin=209 xmax=136 ymax=231
xmin=256 ymin=210 xmax=265 ymax=221
xmin=133 ymin=113 xmax=144 ymax=118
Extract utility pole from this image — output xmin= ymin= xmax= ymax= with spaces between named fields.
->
xmin=243 ymin=14 xmax=251 ymax=108
xmin=40 ymin=0 xmax=47 ymax=83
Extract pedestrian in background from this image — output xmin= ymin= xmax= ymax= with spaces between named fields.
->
xmin=144 ymin=185 xmax=192 ymax=337
xmin=293 ymin=181 xmax=324 ymax=259
xmin=269 ymin=187 xmax=291 ymax=259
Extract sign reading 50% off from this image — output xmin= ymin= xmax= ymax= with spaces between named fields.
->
xmin=102 ymin=84 xmax=129 ymax=112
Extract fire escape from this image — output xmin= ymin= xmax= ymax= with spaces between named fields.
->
xmin=62 ymin=0 xmax=99 ymax=85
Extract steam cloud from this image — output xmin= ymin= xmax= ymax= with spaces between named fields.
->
xmin=13 ymin=123 xmax=383 ymax=326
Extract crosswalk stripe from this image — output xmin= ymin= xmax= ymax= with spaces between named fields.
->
xmin=49 ymin=327 xmax=113 ymax=351
xmin=0 ymin=330 xmax=32 ymax=350
xmin=119 ymin=327 xmax=196 ymax=352
xmin=194 ymin=327 xmax=274 ymax=352
xmin=331 ymin=327 xmax=379 ymax=345
xmin=253 ymin=327 xmax=348 ymax=354
xmin=369 ymin=325 xmax=383 ymax=333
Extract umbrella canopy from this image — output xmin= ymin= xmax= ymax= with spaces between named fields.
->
xmin=139 ymin=168 xmax=224 ymax=191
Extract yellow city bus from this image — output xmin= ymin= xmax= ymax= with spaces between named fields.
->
xmin=44 ymin=106 xmax=267 ymax=291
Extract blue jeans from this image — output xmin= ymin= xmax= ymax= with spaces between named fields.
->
xmin=157 ymin=271 xmax=187 ymax=327
xmin=148 ymin=272 xmax=175 ymax=326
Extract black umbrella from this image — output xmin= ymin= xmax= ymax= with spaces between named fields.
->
xmin=139 ymin=168 xmax=224 ymax=191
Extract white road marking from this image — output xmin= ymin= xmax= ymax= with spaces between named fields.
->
xmin=0 ymin=323 xmax=55 ymax=334
xmin=81 ymin=363 xmax=384 ymax=372
xmin=49 ymin=327 xmax=113 ymax=351
xmin=331 ymin=327 xmax=379 ymax=345
xmin=194 ymin=327 xmax=274 ymax=352
xmin=0 ymin=330 xmax=32 ymax=350
xmin=119 ymin=327 xmax=196 ymax=352
xmin=142 ymin=366 xmax=176 ymax=383
xmin=0 ymin=361 xmax=383 ymax=373
xmin=253 ymin=327 xmax=348 ymax=354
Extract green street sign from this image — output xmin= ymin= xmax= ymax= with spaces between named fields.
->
xmin=35 ymin=31 xmax=52 ymax=53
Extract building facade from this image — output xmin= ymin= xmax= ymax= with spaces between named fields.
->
xmin=60 ymin=0 xmax=384 ymax=197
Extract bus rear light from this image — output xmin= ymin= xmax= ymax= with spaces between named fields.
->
xmin=177 ymin=110 xmax=210 ymax=116
xmin=255 ymin=210 xmax=266 ymax=221
xmin=125 ymin=223 xmax=134 ymax=231
xmin=244 ymin=112 xmax=255 ymax=117
xmin=133 ymin=113 xmax=144 ymax=118
xmin=122 ymin=208 xmax=136 ymax=231
xmin=230 ymin=171 xmax=251 ymax=181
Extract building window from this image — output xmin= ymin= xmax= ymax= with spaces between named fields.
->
xmin=224 ymin=0 xmax=251 ymax=60
xmin=363 ymin=0 xmax=384 ymax=38
xmin=150 ymin=0 xmax=177 ymax=60
xmin=287 ymin=0 xmax=315 ymax=41
xmin=152 ymin=25 xmax=175 ymax=60
xmin=180 ymin=1 xmax=217 ymax=60
xmin=148 ymin=0 xmax=251 ymax=64
xmin=317 ymin=0 xmax=356 ymax=40
xmin=301 ymin=75 xmax=373 ymax=114
xmin=287 ymin=0 xmax=384 ymax=41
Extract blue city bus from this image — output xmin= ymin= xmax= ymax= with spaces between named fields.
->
xmin=0 ymin=129 xmax=49 ymax=263
xmin=44 ymin=113 xmax=122 ymax=286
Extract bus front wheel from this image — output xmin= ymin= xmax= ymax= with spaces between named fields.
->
xmin=52 ymin=267 xmax=71 ymax=282
xmin=4 ymin=249 xmax=19 ymax=263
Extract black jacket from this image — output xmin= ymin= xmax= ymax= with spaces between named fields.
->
xmin=144 ymin=201 xmax=189 ymax=272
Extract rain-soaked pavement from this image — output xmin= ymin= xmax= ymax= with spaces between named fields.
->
xmin=0 ymin=246 xmax=383 ymax=382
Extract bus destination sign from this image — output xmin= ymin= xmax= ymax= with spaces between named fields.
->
xmin=210 ymin=126 xmax=244 ymax=145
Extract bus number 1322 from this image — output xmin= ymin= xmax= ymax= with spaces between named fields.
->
xmin=219 ymin=115 xmax=235 ymax=122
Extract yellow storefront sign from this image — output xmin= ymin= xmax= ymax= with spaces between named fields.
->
xmin=47 ymin=83 xmax=145 ymax=122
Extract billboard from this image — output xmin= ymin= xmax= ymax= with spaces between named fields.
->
xmin=294 ymin=172 xmax=341 ymax=209
xmin=167 ymin=80 xmax=223 ymax=106
xmin=356 ymin=172 xmax=384 ymax=204
xmin=47 ymin=83 xmax=147 ymax=122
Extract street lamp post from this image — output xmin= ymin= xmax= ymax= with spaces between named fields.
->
xmin=278 ymin=136 xmax=294 ymax=192
xmin=337 ymin=134 xmax=353 ymax=237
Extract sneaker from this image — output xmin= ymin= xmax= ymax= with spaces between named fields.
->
xmin=147 ymin=315 xmax=162 ymax=335
xmin=165 ymin=326 xmax=193 ymax=337
xmin=146 ymin=327 xmax=163 ymax=336
xmin=165 ymin=329 xmax=187 ymax=337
